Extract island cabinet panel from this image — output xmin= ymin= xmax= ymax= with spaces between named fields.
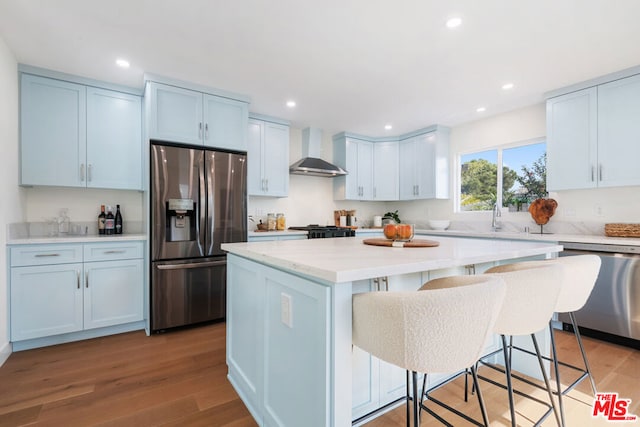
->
xmin=226 ymin=258 xmax=265 ymax=424
xmin=227 ymin=255 xmax=331 ymax=427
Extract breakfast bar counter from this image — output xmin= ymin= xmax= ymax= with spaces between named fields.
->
xmin=221 ymin=236 xmax=563 ymax=427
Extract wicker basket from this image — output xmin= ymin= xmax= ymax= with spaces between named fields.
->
xmin=604 ymin=223 xmax=640 ymax=237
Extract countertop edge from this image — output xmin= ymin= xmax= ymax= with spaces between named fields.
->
xmin=7 ymin=234 xmax=148 ymax=245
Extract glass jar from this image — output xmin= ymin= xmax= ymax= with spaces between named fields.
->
xmin=267 ymin=213 xmax=276 ymax=231
xmin=276 ymin=213 xmax=286 ymax=231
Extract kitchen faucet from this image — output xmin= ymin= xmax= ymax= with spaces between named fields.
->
xmin=491 ymin=203 xmax=502 ymax=231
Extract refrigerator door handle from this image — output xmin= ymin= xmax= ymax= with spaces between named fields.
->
xmin=197 ymin=155 xmax=206 ymax=255
xmin=206 ymin=153 xmax=215 ymax=255
xmin=157 ymin=260 xmax=226 ymax=270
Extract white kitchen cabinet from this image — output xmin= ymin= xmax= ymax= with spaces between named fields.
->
xmin=547 ymin=73 xmax=640 ymax=191
xmin=399 ymin=129 xmax=450 ymax=200
xmin=372 ymin=141 xmax=399 ymax=200
xmin=333 ymin=136 xmax=373 ymax=200
xmin=10 ymin=241 xmax=144 ymax=347
xmin=597 ymin=74 xmax=640 ymax=187
xmin=147 ymin=81 xmax=249 ymax=151
xmin=247 ymin=117 xmax=289 ymax=197
xmin=11 ymin=262 xmax=84 ymax=341
xmin=84 ymin=259 xmax=143 ymax=330
xmin=20 ymin=72 xmax=142 ymax=190
xmin=20 ymin=74 xmax=86 ymax=188
xmin=546 ymin=88 xmax=597 ymax=191
xmin=87 ymin=87 xmax=142 ymax=190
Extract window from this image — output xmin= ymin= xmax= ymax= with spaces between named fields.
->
xmin=459 ymin=140 xmax=546 ymax=212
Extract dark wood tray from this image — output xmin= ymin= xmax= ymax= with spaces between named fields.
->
xmin=363 ymin=238 xmax=440 ymax=248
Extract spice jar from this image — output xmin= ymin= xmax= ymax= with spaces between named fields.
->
xmin=267 ymin=213 xmax=276 ymax=231
xmin=276 ymin=213 xmax=286 ymax=231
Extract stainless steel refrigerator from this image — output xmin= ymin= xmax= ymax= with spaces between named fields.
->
xmin=150 ymin=143 xmax=246 ymax=332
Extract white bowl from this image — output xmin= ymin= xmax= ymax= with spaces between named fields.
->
xmin=428 ymin=220 xmax=450 ymax=230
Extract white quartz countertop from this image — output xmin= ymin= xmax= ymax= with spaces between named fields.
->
xmin=7 ymin=234 xmax=147 ymax=245
xmin=415 ymin=229 xmax=640 ymax=246
xmin=221 ymin=236 xmax=563 ymax=283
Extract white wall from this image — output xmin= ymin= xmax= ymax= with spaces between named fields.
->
xmin=0 ymin=37 xmax=25 ymax=365
xmin=24 ymin=187 xmax=143 ymax=225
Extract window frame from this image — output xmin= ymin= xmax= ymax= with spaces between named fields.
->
xmin=455 ymin=137 xmax=546 ymax=213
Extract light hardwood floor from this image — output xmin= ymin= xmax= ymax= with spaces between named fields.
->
xmin=0 ymin=323 xmax=637 ymax=426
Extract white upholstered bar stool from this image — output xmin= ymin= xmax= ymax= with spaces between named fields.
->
xmin=450 ymin=264 xmax=564 ymax=427
xmin=353 ymin=275 xmax=506 ymax=427
xmin=485 ymin=254 xmax=601 ymax=427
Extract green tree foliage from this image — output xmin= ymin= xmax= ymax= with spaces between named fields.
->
xmin=516 ymin=153 xmax=547 ymax=199
xmin=460 ymin=159 xmax=518 ymax=210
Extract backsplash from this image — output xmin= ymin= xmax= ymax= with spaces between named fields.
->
xmin=8 ymin=220 xmax=144 ymax=239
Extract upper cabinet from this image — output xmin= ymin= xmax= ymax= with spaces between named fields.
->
xmin=334 ymin=126 xmax=449 ymax=201
xmin=20 ymin=72 xmax=142 ymax=190
xmin=146 ymin=81 xmax=249 ymax=152
xmin=248 ymin=116 xmax=290 ymax=197
xmin=399 ymin=129 xmax=449 ymax=200
xmin=547 ymin=72 xmax=640 ymax=191
xmin=333 ymin=136 xmax=373 ymax=200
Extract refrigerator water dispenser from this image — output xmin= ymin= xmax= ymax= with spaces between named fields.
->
xmin=166 ymin=198 xmax=196 ymax=242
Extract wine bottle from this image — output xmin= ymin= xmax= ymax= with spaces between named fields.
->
xmin=98 ymin=205 xmax=106 ymax=235
xmin=115 ymin=204 xmax=123 ymax=235
xmin=105 ymin=206 xmax=115 ymax=235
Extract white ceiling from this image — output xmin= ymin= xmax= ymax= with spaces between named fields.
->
xmin=1 ymin=0 xmax=640 ymax=137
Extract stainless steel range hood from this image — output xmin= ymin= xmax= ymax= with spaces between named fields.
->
xmin=289 ymin=128 xmax=347 ymax=177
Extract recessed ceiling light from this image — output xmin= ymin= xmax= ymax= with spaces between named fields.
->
xmin=502 ymin=83 xmax=515 ymax=90
xmin=476 ymin=107 xmax=486 ymax=113
xmin=115 ymin=58 xmax=130 ymax=68
xmin=384 ymin=124 xmax=393 ymax=130
xmin=446 ymin=17 xmax=462 ymax=29
xmin=286 ymin=100 xmax=296 ymax=108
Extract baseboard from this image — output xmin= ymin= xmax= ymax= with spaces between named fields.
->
xmin=0 ymin=340 xmax=12 ymax=367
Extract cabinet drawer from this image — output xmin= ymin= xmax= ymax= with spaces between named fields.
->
xmin=83 ymin=241 xmax=143 ymax=262
xmin=10 ymin=244 xmax=83 ymax=267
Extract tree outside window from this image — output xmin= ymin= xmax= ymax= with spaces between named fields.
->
xmin=460 ymin=142 xmax=547 ymax=212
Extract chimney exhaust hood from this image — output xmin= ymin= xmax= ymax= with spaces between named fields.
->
xmin=289 ymin=128 xmax=347 ymax=177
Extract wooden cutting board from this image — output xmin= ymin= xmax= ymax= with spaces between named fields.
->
xmin=363 ymin=238 xmax=440 ymax=248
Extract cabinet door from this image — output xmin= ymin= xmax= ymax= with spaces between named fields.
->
xmin=262 ymin=122 xmax=289 ymax=197
xmin=148 ymin=82 xmax=203 ymax=145
xmin=357 ymin=141 xmax=374 ymax=200
xmin=20 ymin=74 xmax=86 ymax=187
xmin=415 ymin=133 xmax=436 ymax=199
xmin=342 ymin=139 xmax=360 ymax=199
xmin=546 ymin=88 xmax=598 ymax=191
xmin=203 ymin=94 xmax=248 ymax=151
xmin=84 ymin=259 xmax=144 ymax=330
xmin=398 ymin=139 xmax=418 ymax=200
xmin=247 ymin=119 xmax=265 ymax=195
xmin=11 ymin=263 xmax=83 ymax=340
xmin=87 ymin=88 xmax=142 ymax=190
xmin=597 ymin=74 xmax=640 ymax=188
xmin=373 ymin=142 xmax=398 ymax=200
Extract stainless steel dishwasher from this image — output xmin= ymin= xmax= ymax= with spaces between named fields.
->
xmin=558 ymin=242 xmax=640 ymax=347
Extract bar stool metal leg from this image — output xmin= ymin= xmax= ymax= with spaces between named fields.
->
xmin=501 ymin=334 xmax=517 ymax=427
xmin=531 ymin=333 xmax=561 ymax=427
xmin=570 ymin=312 xmax=597 ymax=394
xmin=549 ymin=323 xmax=566 ymax=427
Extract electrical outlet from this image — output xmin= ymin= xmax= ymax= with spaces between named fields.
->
xmin=594 ymin=204 xmax=604 ymax=217
xmin=281 ymin=293 xmax=293 ymax=328
xmin=564 ymin=208 xmax=576 ymax=217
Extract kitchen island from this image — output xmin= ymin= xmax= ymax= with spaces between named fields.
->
xmin=221 ymin=236 xmax=563 ymax=427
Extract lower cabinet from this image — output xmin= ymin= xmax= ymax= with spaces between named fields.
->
xmin=10 ymin=241 xmax=144 ymax=345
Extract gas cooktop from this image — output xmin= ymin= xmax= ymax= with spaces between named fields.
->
xmin=288 ymin=225 xmax=355 ymax=239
